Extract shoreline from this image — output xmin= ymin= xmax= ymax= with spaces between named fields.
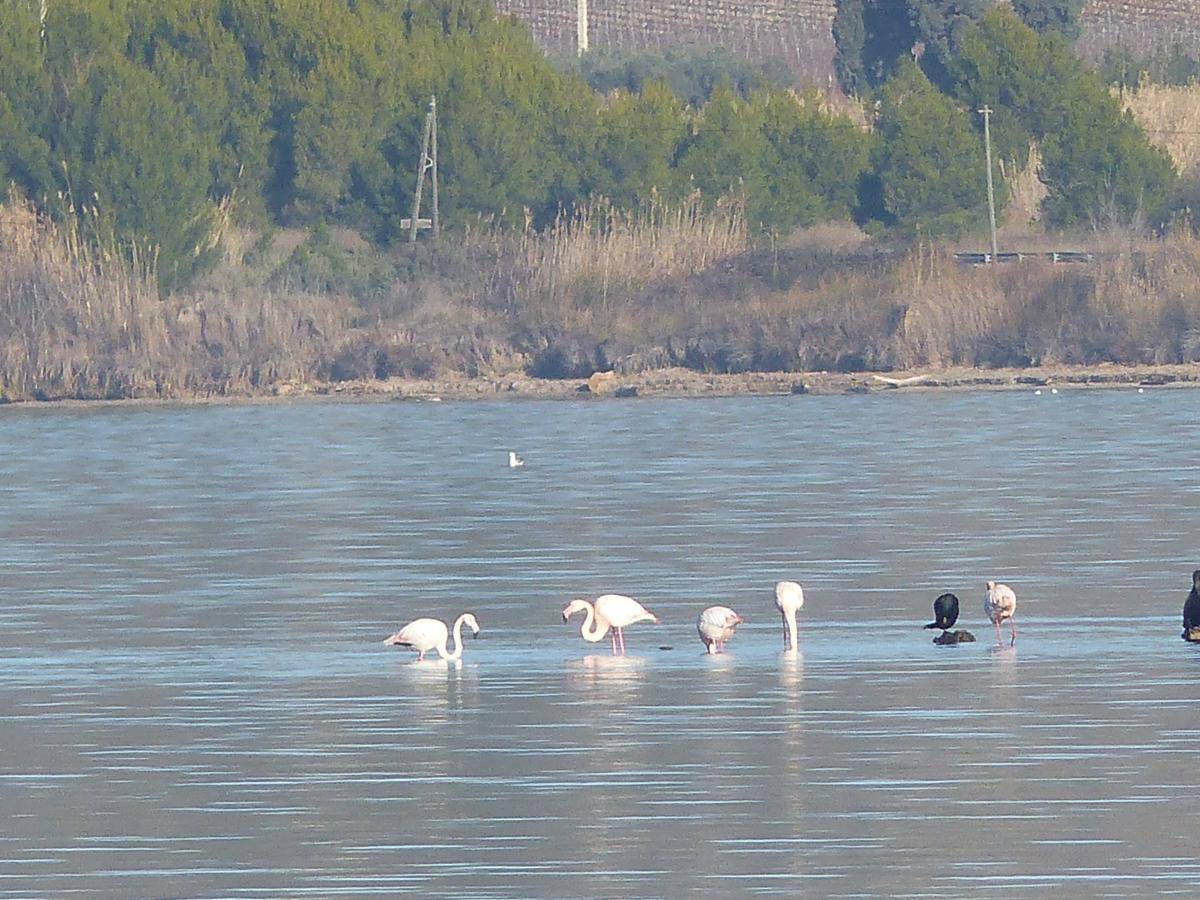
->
xmin=2 ymin=363 xmax=1199 ymax=410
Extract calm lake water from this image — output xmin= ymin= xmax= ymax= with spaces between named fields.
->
xmin=2 ymin=390 xmax=1199 ymax=896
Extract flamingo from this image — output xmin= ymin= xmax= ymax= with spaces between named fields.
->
xmin=563 ymin=594 xmax=658 ymax=655
xmin=383 ymin=613 xmax=480 ymax=661
xmin=775 ymin=581 xmax=805 ymax=650
xmin=1182 ymin=569 xmax=1200 ymax=640
xmin=984 ymin=581 xmax=1017 ymax=646
xmin=925 ymin=593 xmax=960 ymax=632
xmin=697 ymin=606 xmax=744 ymax=654
xmin=508 ymin=451 xmax=525 ymax=468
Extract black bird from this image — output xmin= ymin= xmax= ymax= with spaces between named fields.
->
xmin=925 ymin=593 xmax=960 ymax=632
xmin=1182 ymin=570 xmax=1200 ymax=640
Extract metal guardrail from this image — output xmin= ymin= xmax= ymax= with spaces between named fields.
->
xmin=954 ymin=250 xmax=1099 ymax=264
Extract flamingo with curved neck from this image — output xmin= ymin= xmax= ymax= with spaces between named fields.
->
xmin=563 ymin=594 xmax=658 ymax=655
xmin=562 ymin=599 xmax=611 ymax=645
xmin=384 ymin=613 xmax=480 ymax=661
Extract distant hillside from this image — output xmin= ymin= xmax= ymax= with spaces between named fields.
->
xmin=1078 ymin=0 xmax=1200 ymax=60
xmin=494 ymin=0 xmax=1200 ymax=84
xmin=495 ymin=0 xmax=837 ymax=83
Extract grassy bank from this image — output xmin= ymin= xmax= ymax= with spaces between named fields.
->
xmin=2 ymin=194 xmax=1200 ymax=403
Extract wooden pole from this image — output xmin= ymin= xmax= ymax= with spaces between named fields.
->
xmin=409 ymin=97 xmax=435 ymax=243
xmin=430 ymin=96 xmax=439 ymax=239
xmin=979 ymin=105 xmax=999 ymax=263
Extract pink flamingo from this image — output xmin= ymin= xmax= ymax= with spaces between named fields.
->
xmin=775 ymin=581 xmax=805 ymax=650
xmin=984 ymin=581 xmax=1017 ymax=646
xmin=697 ymin=606 xmax=745 ymax=654
xmin=563 ymin=594 xmax=659 ymax=655
xmin=383 ymin=613 xmax=480 ymax=661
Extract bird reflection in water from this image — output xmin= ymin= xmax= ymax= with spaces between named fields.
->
xmin=565 ymin=654 xmax=648 ymax=704
xmin=393 ymin=657 xmax=470 ymax=721
xmin=778 ymin=649 xmax=804 ymax=693
xmin=988 ymin=642 xmax=1020 ymax=710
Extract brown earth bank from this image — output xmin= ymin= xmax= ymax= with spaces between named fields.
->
xmin=274 ymin=362 xmax=1200 ymax=400
xmin=5 ymin=363 xmax=1193 ymax=409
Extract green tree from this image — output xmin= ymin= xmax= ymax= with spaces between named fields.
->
xmin=756 ymin=89 xmax=871 ymax=228
xmin=949 ymin=10 xmax=1178 ymax=229
xmin=906 ymin=0 xmax=990 ymax=88
xmin=0 ymin=4 xmax=52 ymax=194
xmin=592 ymin=81 xmax=687 ymax=208
xmin=574 ymin=46 xmax=790 ymax=107
xmin=77 ymin=60 xmax=218 ymax=285
xmin=870 ymin=60 xmax=990 ymax=236
xmin=1010 ymin=0 xmax=1083 ymax=40
xmin=834 ymin=0 xmax=989 ymax=92
xmin=125 ymin=0 xmax=273 ymax=221
xmin=832 ymin=0 xmax=867 ymax=94
xmin=676 ymin=82 xmax=773 ymax=227
xmin=1040 ymin=87 xmax=1176 ymax=228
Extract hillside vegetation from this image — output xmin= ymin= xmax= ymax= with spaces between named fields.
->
xmin=0 ymin=0 xmax=1197 ymax=400
xmin=5 ymin=192 xmax=1200 ymax=401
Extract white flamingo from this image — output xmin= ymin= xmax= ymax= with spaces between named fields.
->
xmin=775 ymin=581 xmax=805 ymax=650
xmin=383 ymin=613 xmax=480 ymax=661
xmin=983 ymin=581 xmax=1017 ymax=646
xmin=697 ymin=606 xmax=744 ymax=654
xmin=563 ymin=594 xmax=659 ymax=655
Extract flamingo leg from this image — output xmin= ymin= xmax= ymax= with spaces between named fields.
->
xmin=611 ymin=630 xmax=619 ymax=655
xmin=417 ymin=650 xmax=425 ymax=661
xmin=781 ymin=613 xmax=788 ymax=649
xmin=617 ymin=628 xmax=626 ymax=655
xmin=994 ymin=620 xmax=1002 ymax=646
xmin=1010 ymin=617 xmax=1017 ymax=646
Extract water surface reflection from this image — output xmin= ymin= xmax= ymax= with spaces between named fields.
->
xmin=1 ymin=393 xmax=1199 ymax=895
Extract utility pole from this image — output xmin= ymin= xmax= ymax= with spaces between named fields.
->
xmin=577 ymin=0 xmax=588 ymax=55
xmin=978 ymin=105 xmax=998 ymax=263
xmin=429 ymin=96 xmax=438 ymax=239
xmin=408 ymin=95 xmax=439 ymax=242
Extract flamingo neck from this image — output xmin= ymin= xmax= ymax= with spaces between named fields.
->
xmin=784 ymin=609 xmax=798 ymax=650
xmin=440 ymin=615 xmax=468 ymax=661
xmin=578 ymin=602 xmax=610 ymax=643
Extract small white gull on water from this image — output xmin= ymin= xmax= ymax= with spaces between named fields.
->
xmin=508 ymin=451 xmax=525 ymax=468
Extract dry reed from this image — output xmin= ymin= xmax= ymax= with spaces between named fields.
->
xmin=1121 ymin=80 xmax=1200 ymax=177
xmin=0 ymin=196 xmax=349 ymax=400
xmin=2 ymin=190 xmax=1198 ymax=399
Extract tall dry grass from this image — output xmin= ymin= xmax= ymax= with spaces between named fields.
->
xmin=0 ymin=197 xmax=349 ymax=400
xmin=1121 ymin=80 xmax=1200 ymax=177
xmin=2 ymin=189 xmax=1198 ymax=398
xmin=0 ymin=198 xmax=163 ymax=399
xmin=503 ymin=221 xmax=1200 ymax=375
xmin=512 ymin=193 xmax=747 ymax=319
